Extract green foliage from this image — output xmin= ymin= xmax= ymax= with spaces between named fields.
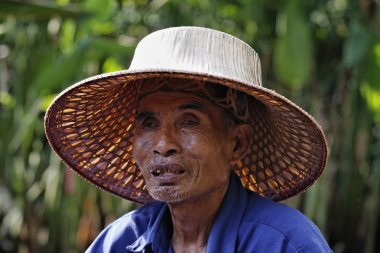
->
xmin=274 ymin=0 xmax=312 ymax=89
xmin=343 ymin=22 xmax=371 ymax=67
xmin=0 ymin=0 xmax=89 ymax=19
xmin=1 ymin=0 xmax=380 ymax=252
xmin=361 ymin=41 xmax=380 ymax=122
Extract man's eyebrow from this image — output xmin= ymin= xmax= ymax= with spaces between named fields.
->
xmin=178 ymin=102 xmax=207 ymax=111
xmin=135 ymin=111 xmax=153 ymax=121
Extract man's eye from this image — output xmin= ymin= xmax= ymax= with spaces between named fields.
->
xmin=181 ymin=119 xmax=199 ymax=126
xmin=142 ymin=118 xmax=158 ymax=128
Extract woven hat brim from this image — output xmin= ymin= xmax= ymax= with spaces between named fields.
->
xmin=44 ymin=69 xmax=328 ymax=204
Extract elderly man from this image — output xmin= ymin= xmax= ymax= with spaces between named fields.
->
xmin=45 ymin=27 xmax=332 ymax=252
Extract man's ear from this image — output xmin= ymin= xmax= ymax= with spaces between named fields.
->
xmin=230 ymin=124 xmax=252 ymax=164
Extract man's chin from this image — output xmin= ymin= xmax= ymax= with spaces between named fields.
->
xmin=148 ymin=187 xmax=189 ymax=203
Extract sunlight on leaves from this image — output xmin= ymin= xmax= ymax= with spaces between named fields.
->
xmin=103 ymin=57 xmax=123 ymax=73
xmin=41 ymin=94 xmax=58 ymax=111
xmin=0 ymin=92 xmax=16 ymax=108
xmin=361 ymin=42 xmax=380 ymax=122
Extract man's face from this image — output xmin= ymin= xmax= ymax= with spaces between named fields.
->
xmin=132 ymin=91 xmax=237 ymax=203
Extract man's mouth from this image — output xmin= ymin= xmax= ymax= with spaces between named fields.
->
xmin=149 ymin=164 xmax=186 ymax=177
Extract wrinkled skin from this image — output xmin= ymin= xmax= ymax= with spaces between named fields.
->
xmin=133 ymin=91 xmax=236 ymax=203
xmin=132 ymin=90 xmax=251 ymax=252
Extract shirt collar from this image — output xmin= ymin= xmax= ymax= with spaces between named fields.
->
xmin=126 ymin=173 xmax=248 ymax=253
xmin=126 ymin=202 xmax=172 ymax=253
xmin=205 ymin=173 xmax=248 ymax=253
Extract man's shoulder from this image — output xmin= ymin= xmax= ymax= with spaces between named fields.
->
xmin=85 ymin=202 xmax=163 ymax=252
xmin=238 ymin=192 xmax=332 ymax=252
xmin=114 ymin=203 xmax=155 ymax=229
xmin=243 ymin=193 xmax=310 ymax=226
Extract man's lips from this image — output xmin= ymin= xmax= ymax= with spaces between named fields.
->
xmin=149 ymin=163 xmax=186 ymax=179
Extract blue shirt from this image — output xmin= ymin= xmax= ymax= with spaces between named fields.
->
xmin=86 ymin=174 xmax=332 ymax=252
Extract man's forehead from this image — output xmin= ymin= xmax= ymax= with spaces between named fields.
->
xmin=138 ymin=77 xmax=229 ymax=100
xmin=136 ymin=77 xmax=246 ymax=124
xmin=140 ymin=77 xmax=199 ymax=92
xmin=135 ymin=92 xmax=217 ymax=123
xmin=137 ymin=91 xmax=211 ymax=110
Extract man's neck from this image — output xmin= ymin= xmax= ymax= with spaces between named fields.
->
xmin=167 ymin=181 xmax=229 ymax=253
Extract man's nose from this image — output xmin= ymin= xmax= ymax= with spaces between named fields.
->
xmin=152 ymin=127 xmax=181 ymax=156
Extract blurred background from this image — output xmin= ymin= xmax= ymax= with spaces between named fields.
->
xmin=0 ymin=0 xmax=379 ymax=252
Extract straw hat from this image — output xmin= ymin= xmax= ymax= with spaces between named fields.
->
xmin=44 ymin=27 xmax=328 ymax=204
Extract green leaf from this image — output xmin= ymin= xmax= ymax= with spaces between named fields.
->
xmin=31 ymin=48 xmax=85 ymax=95
xmin=84 ymin=0 xmax=114 ymax=21
xmin=274 ymin=0 xmax=312 ymax=89
xmin=81 ymin=0 xmax=115 ymax=36
xmin=41 ymin=94 xmax=58 ymax=111
xmin=0 ymin=91 xmax=16 ymax=108
xmin=343 ymin=22 xmax=371 ymax=67
xmin=103 ymin=57 xmax=124 ymax=73
xmin=88 ymin=37 xmax=135 ymax=57
xmin=31 ymin=36 xmax=133 ymax=95
xmin=0 ymin=0 xmax=90 ymax=20
xmin=9 ymin=101 xmax=41 ymax=152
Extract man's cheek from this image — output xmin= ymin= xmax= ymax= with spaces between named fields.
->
xmin=132 ymin=139 xmax=147 ymax=162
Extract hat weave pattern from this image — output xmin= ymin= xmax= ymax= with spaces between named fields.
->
xmin=47 ymin=76 xmax=151 ymax=203
xmin=46 ymin=71 xmax=327 ymax=204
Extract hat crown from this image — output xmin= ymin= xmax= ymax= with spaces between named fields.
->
xmin=129 ymin=27 xmax=262 ymax=86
